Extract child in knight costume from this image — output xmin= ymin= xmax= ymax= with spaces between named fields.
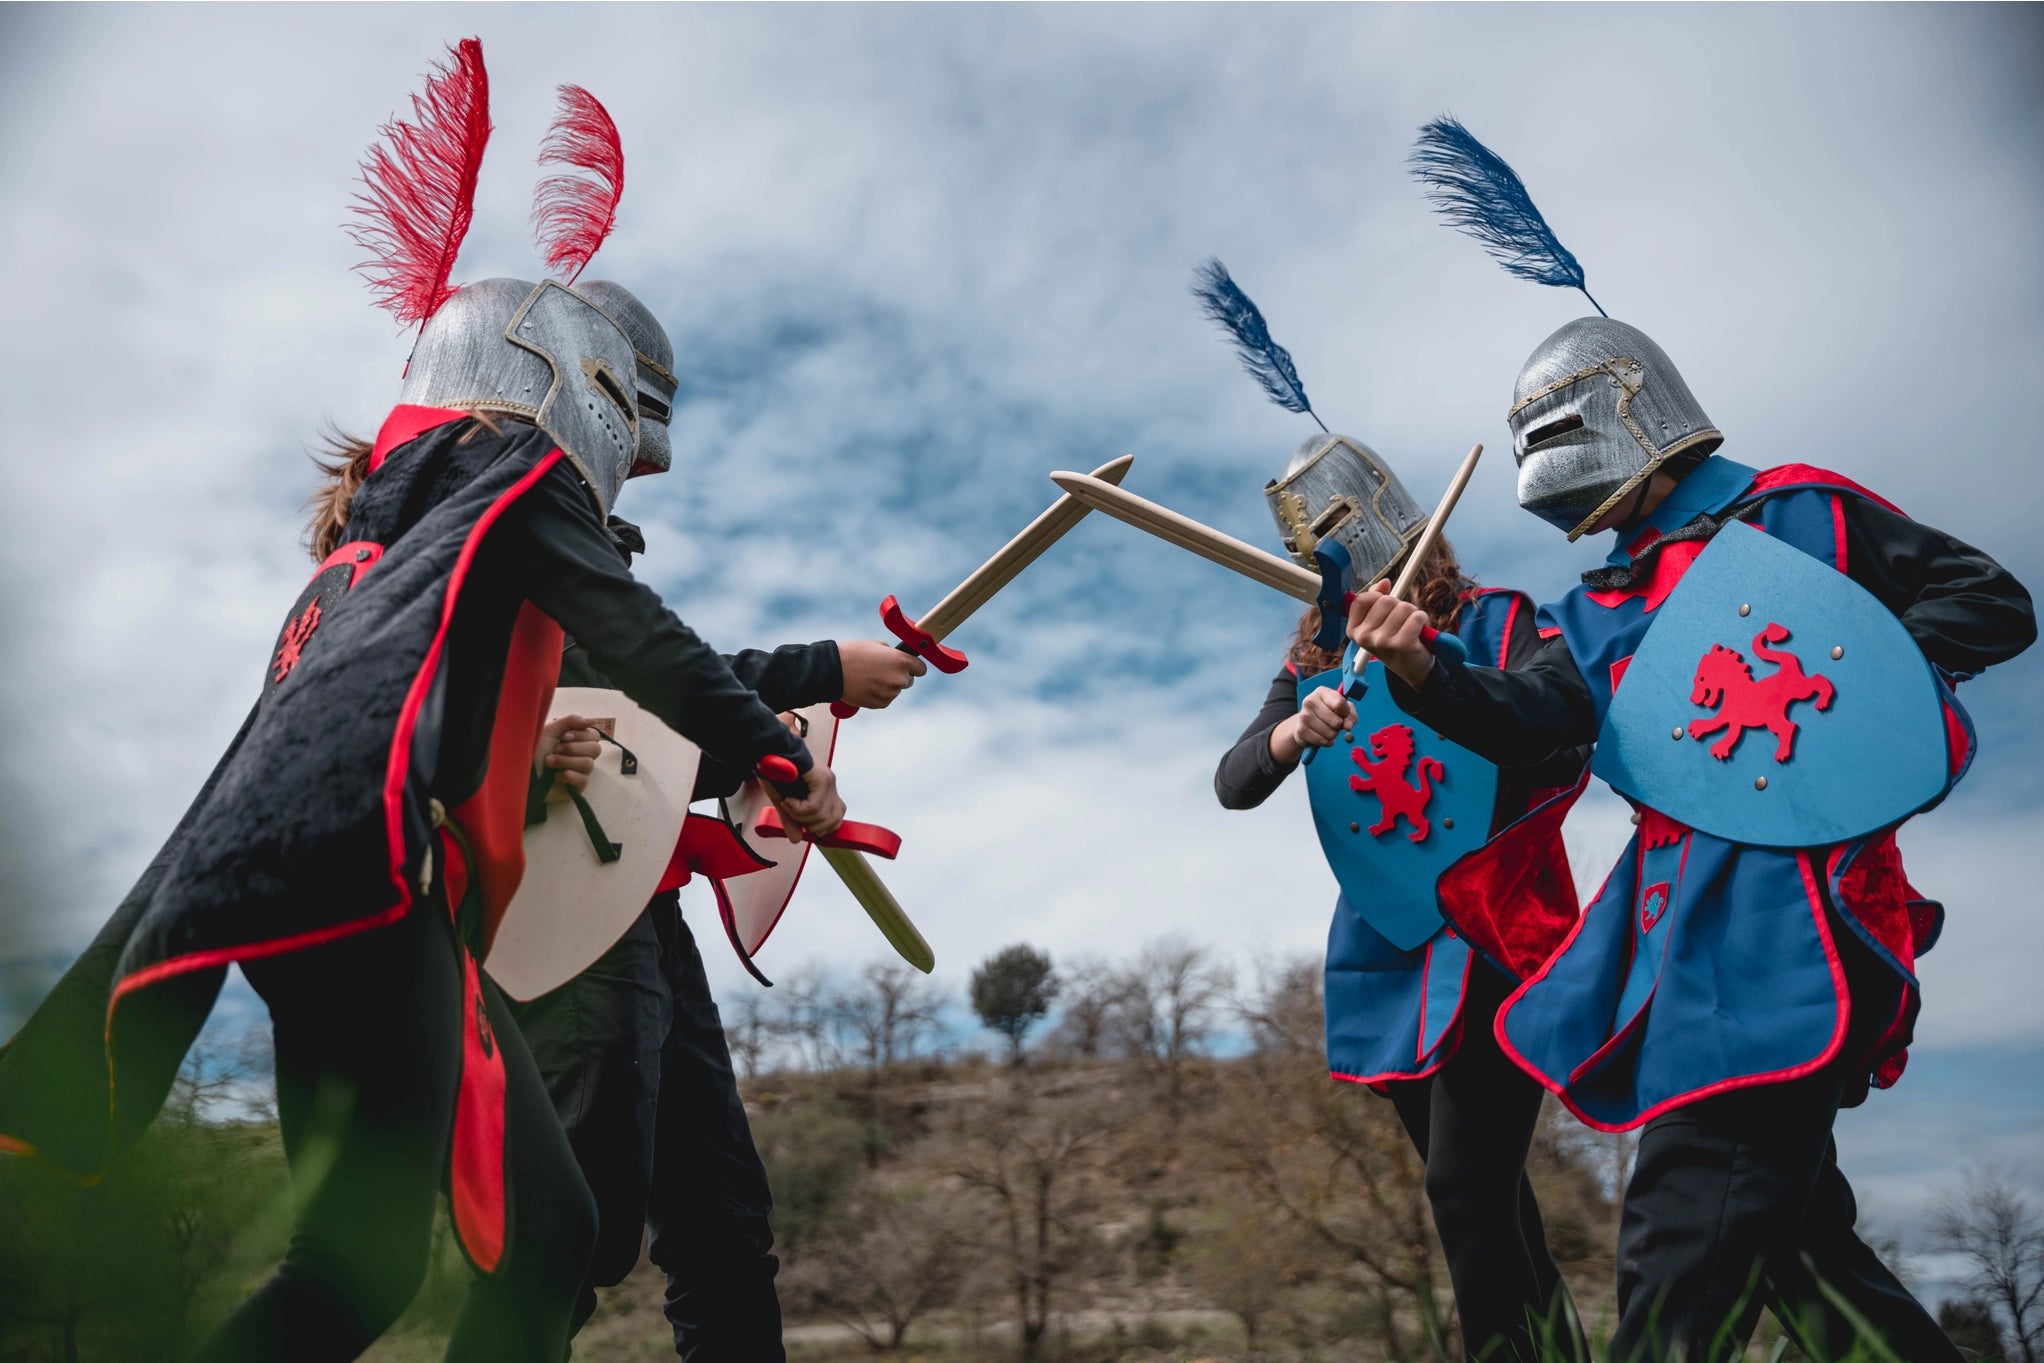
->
xmin=1344 ymin=119 xmax=2037 ymax=1363
xmin=1197 ymin=263 xmax=1587 ymax=1363
xmin=0 ymin=44 xmax=850 ymax=1362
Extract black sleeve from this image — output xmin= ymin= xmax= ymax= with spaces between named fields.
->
xmin=512 ymin=465 xmax=811 ymax=777
xmin=1841 ymin=497 xmax=2036 ymax=678
xmin=691 ymin=642 xmax=844 ymax=802
xmin=723 ymin=642 xmax=843 ymax=713
xmin=1215 ymin=668 xmax=1305 ymax=810
xmin=1386 ymin=631 xmax=1600 ymax=770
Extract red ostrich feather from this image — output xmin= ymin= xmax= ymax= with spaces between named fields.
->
xmin=347 ymin=38 xmax=493 ymax=328
xmin=531 ymin=85 xmax=624 ymax=285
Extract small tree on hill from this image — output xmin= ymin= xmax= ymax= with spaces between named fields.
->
xmin=970 ymin=945 xmax=1059 ymax=1065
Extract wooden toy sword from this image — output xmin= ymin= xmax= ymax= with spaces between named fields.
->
xmin=1049 ymin=443 xmax=1485 ymax=761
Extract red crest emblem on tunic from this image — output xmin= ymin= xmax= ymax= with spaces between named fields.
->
xmin=1348 ymin=723 xmax=1445 ymax=844
xmin=1686 ymin=623 xmax=1835 ymax=763
xmin=271 ymin=599 xmax=322 ymax=683
xmin=1639 ymin=881 xmax=1670 ymax=933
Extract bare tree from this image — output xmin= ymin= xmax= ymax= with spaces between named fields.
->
xmin=782 ymin=1179 xmax=979 ymax=1350
xmin=833 ymin=961 xmax=945 ymax=1077
xmin=1106 ymin=936 xmax=1230 ymax=1113
xmin=1046 ymin=955 xmax=1120 ymax=1060
xmin=770 ymin=965 xmax=845 ymax=1073
xmin=1211 ymin=954 xmax=1453 ymax=1362
xmin=1930 ymin=1167 xmax=2044 ymax=1363
xmin=949 ymin=1084 xmax=1112 ymax=1359
xmin=725 ymin=987 xmax=774 ymax=1081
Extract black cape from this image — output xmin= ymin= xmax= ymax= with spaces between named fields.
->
xmin=0 ymin=407 xmax=587 ymax=1177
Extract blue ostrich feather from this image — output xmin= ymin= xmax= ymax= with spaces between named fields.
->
xmin=1408 ymin=116 xmax=1606 ymax=317
xmin=1191 ymin=258 xmax=1327 ymax=430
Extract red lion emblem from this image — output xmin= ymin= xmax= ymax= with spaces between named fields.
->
xmin=1687 ymin=622 xmax=1835 ymax=762
xmin=271 ymin=599 xmax=322 ymax=683
xmin=1348 ymin=723 xmax=1444 ymax=843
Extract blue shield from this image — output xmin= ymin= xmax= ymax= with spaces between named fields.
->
xmin=1592 ymin=522 xmax=1950 ymax=848
xmin=1300 ymin=662 xmax=1499 ymax=951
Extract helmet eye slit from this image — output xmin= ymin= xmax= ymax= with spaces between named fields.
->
xmin=1524 ymin=412 xmax=1584 ymax=450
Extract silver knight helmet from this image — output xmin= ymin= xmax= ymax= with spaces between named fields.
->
xmin=396 ymin=277 xmax=642 ymax=515
xmin=1507 ymin=317 xmax=1722 ymax=541
xmin=1264 ymin=433 xmax=1428 ymax=581
xmin=573 ymin=280 xmax=677 ymax=479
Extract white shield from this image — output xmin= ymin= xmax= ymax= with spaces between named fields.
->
xmin=485 ymin=687 xmax=702 ymax=1001
xmin=719 ymin=701 xmax=842 ymax=963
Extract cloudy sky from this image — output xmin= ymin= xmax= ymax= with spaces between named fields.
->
xmin=2 ymin=2 xmax=2039 ymax=1263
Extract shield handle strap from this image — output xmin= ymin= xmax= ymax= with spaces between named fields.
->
xmin=522 ymin=735 xmax=636 ymax=864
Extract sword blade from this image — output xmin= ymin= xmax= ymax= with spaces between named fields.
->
xmin=915 ymin=454 xmax=1135 ymax=642
xmin=818 ymin=845 xmax=935 ymax=973
xmin=1047 ymin=471 xmax=1322 ymax=603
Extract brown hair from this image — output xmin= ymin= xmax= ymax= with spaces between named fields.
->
xmin=304 ymin=424 xmax=375 ymax=563
xmin=1286 ymin=534 xmax=1477 ymax=672
xmin=301 ymin=410 xmax=515 ymax=562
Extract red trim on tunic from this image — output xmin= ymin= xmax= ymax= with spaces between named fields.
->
xmin=448 ymin=602 xmax=564 ymax=957
xmin=451 ymin=947 xmax=507 ymax=1273
xmin=1496 ymin=594 xmax=1520 ymax=668
xmin=1745 ymin=464 xmax=1906 ymax=517
xmin=380 ymin=451 xmax=567 ymax=928
xmin=1830 ymin=494 xmax=1849 ymax=572
xmin=370 ymin=405 xmax=470 ymax=471
xmin=1494 ymin=849 xmax=1853 ymax=1133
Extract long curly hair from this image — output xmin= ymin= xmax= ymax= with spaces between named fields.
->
xmin=1287 ymin=534 xmax=1476 ymax=673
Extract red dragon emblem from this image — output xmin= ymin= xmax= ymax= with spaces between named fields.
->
xmin=271 ymin=599 xmax=322 ymax=683
xmin=1348 ymin=724 xmax=1444 ymax=843
xmin=1686 ymin=622 xmax=1835 ymax=762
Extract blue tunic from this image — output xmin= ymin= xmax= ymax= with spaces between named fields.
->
xmin=1322 ymin=588 xmax=1580 ymax=1084
xmin=1497 ymin=458 xmax=1969 ymax=1130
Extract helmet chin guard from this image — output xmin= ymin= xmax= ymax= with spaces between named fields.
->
xmin=1508 ymin=317 xmax=1722 ymax=541
xmin=574 ymin=280 xmax=676 ymax=480
xmin=1265 ymin=433 xmax=1428 ymax=582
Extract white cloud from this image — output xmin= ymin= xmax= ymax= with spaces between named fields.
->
xmin=2 ymin=2 xmax=2039 ymax=1131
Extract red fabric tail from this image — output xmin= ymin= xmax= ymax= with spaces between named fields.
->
xmin=450 ymin=947 xmax=507 ymax=1274
xmin=349 ymin=38 xmax=493 ymax=326
xmin=531 ymin=85 xmax=623 ymax=285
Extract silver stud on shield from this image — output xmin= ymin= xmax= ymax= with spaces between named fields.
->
xmin=1831 ymin=646 xmax=1844 ymax=660
xmin=1739 ymin=603 xmax=1751 ymax=617
xmin=1754 ymin=776 xmax=1768 ymax=791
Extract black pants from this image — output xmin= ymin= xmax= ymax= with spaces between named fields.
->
xmin=1611 ymin=924 xmax=1958 ymax=1363
xmin=511 ymin=892 xmax=784 ymax=1362
xmin=195 ymin=888 xmax=597 ymax=1363
xmin=1389 ymin=964 xmax=1585 ymax=1363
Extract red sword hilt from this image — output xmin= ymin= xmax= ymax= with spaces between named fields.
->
xmin=829 ymin=594 xmax=971 ymax=719
xmin=750 ymin=805 xmax=904 ymax=858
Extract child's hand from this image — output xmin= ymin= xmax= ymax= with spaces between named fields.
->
xmin=1271 ymin=686 xmax=1358 ymax=764
xmin=764 ymin=762 xmax=846 ymax=841
xmin=1347 ymin=581 xmax=1436 ymax=690
xmin=536 ymin=715 xmax=604 ymax=793
xmin=838 ymin=640 xmax=928 ymax=710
